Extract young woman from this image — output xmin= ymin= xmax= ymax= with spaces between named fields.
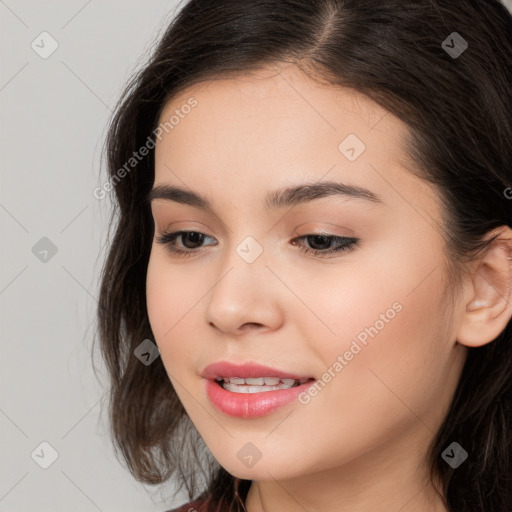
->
xmin=96 ymin=1 xmax=512 ymax=510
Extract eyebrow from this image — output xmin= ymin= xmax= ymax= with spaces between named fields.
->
xmin=147 ymin=181 xmax=383 ymax=212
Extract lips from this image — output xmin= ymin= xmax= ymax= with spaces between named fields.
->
xmin=201 ymin=361 xmax=316 ymax=418
xmin=201 ymin=361 xmax=313 ymax=381
xmin=204 ymin=378 xmax=315 ymax=418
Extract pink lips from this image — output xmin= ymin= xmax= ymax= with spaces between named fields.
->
xmin=201 ymin=361 xmax=315 ymax=418
xmin=201 ymin=361 xmax=312 ymax=380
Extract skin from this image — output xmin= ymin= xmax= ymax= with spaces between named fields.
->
xmin=146 ymin=63 xmax=512 ymax=512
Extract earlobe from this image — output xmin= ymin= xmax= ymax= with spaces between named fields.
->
xmin=456 ymin=226 xmax=512 ymax=348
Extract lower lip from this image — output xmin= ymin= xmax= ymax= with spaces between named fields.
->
xmin=205 ymin=379 xmax=315 ymax=418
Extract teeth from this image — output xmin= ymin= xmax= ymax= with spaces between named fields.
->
xmin=216 ymin=376 xmax=311 ymax=393
xmin=244 ymin=377 xmax=264 ymax=385
xmin=224 ymin=383 xmax=295 ymax=393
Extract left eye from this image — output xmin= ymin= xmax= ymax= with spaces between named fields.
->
xmin=291 ymin=234 xmax=359 ymax=257
xmin=155 ymin=231 xmax=359 ymax=258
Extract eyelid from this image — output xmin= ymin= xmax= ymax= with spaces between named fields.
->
xmin=151 ymin=206 xmax=231 ymax=237
xmin=154 ymin=219 xmax=212 ymax=233
xmin=293 ymin=221 xmax=356 ymax=238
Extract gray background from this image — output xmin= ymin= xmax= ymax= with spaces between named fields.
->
xmin=1 ymin=1 xmax=511 ymax=511
xmin=1 ymin=1 xmax=189 ymax=511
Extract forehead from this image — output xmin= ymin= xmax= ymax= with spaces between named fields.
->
xmin=152 ymin=63 xmax=442 ymax=227
xmin=158 ymin=64 xmax=394 ymax=140
xmin=155 ymin=64 xmax=407 ymax=172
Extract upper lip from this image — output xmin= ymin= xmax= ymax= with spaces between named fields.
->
xmin=201 ymin=361 xmax=313 ymax=380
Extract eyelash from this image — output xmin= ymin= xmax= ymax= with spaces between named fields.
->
xmin=155 ymin=230 xmax=359 ymax=259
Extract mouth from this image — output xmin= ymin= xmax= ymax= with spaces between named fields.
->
xmin=201 ymin=360 xmax=315 ymax=392
xmin=214 ymin=376 xmax=313 ymax=393
xmin=205 ymin=375 xmax=316 ymax=418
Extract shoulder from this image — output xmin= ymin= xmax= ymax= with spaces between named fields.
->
xmin=164 ymin=497 xmax=209 ymax=512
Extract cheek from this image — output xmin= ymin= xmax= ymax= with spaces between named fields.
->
xmin=146 ymin=252 xmax=203 ymax=368
xmin=146 ymin=254 xmax=175 ymax=338
xmin=300 ymin=239 xmax=451 ymax=413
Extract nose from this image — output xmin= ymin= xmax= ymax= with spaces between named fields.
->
xmin=204 ymin=248 xmax=284 ymax=336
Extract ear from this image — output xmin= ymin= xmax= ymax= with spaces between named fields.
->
xmin=456 ymin=226 xmax=512 ymax=348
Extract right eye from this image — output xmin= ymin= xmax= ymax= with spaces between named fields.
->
xmin=156 ymin=230 xmax=217 ymax=257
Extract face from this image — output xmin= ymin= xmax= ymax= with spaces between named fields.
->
xmin=146 ymin=63 xmax=467 ymax=482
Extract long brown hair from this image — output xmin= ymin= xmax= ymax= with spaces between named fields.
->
xmin=95 ymin=1 xmax=512 ymax=510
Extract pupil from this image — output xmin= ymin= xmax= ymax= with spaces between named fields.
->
xmin=183 ymin=232 xmax=203 ymax=248
xmin=309 ymin=235 xmax=331 ymax=250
